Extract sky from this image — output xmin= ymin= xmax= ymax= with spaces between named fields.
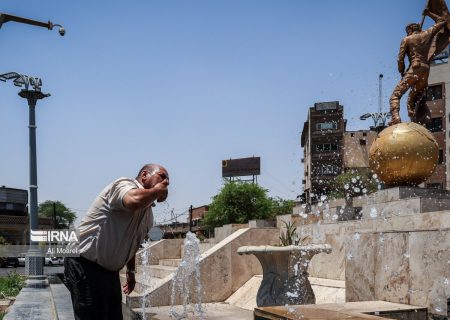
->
xmin=0 ymin=0 xmax=432 ymax=224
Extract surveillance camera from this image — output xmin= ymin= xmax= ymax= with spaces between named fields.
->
xmin=59 ymin=27 xmax=65 ymax=36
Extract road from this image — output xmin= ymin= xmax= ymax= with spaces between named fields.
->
xmin=0 ymin=265 xmax=64 ymax=277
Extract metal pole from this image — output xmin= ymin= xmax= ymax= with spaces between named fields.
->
xmin=19 ymin=89 xmax=49 ymax=276
xmin=28 ymin=98 xmax=38 ymax=232
xmin=53 ymin=202 xmax=57 ymax=229
xmin=188 ymin=205 xmax=193 ymax=232
xmin=378 ymin=74 xmax=383 ymax=114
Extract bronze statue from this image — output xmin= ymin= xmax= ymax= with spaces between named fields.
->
xmin=389 ymin=0 xmax=450 ymax=126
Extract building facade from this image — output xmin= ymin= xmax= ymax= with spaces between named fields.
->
xmin=425 ymin=48 xmax=449 ymax=189
xmin=301 ymin=101 xmax=345 ymax=203
xmin=342 ymin=130 xmax=377 ymax=171
xmin=0 ymin=186 xmax=53 ymax=244
xmin=301 ymin=102 xmax=378 ymax=204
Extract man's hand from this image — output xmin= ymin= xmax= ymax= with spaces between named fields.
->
xmin=154 ymin=179 xmax=169 ymax=202
xmin=123 ymin=272 xmax=136 ymax=295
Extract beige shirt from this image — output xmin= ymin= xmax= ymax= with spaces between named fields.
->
xmin=78 ymin=178 xmax=153 ymax=271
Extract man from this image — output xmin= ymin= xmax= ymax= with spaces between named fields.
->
xmin=64 ymin=164 xmax=169 ymax=320
xmin=389 ymin=11 xmax=448 ymax=126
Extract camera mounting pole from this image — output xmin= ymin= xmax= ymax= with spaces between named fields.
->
xmin=0 ymin=13 xmax=65 ymax=35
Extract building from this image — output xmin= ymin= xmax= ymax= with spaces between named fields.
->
xmin=157 ymin=205 xmax=210 ymax=239
xmin=190 ymin=205 xmax=209 ymax=227
xmin=301 ymin=101 xmax=345 ymax=203
xmin=425 ymin=47 xmax=449 ymax=189
xmin=300 ymin=102 xmax=378 ymax=204
xmin=0 ymin=186 xmax=53 ymax=244
xmin=342 ymin=130 xmax=377 ymax=171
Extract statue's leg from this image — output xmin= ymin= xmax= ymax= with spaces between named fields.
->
xmin=389 ymin=75 xmax=411 ymax=126
xmin=407 ymin=68 xmax=429 ymax=124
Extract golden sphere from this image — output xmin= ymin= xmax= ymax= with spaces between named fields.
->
xmin=369 ymin=122 xmax=438 ymax=186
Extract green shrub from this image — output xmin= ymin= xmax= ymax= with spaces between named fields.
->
xmin=0 ymin=272 xmax=26 ymax=298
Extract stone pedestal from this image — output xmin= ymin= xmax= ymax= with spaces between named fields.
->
xmin=237 ymin=245 xmax=331 ymax=307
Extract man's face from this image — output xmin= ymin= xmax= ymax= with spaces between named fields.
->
xmin=141 ymin=168 xmax=169 ymax=189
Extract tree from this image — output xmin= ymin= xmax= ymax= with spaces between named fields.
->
xmin=328 ymin=168 xmax=379 ymax=200
xmin=202 ymin=180 xmax=274 ymax=229
xmin=38 ymin=200 xmax=77 ymax=229
xmin=271 ymin=197 xmax=295 ymax=216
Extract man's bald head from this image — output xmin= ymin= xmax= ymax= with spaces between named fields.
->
xmin=136 ymin=164 xmax=163 ymax=179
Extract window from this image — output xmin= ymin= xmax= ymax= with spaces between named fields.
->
xmin=362 ymin=132 xmax=367 ymax=137
xmin=426 ymin=118 xmax=443 ymax=132
xmin=359 ymin=139 xmax=366 ymax=146
xmin=315 ymin=143 xmax=338 ymax=153
xmin=316 ymin=122 xmax=338 ymax=131
xmin=426 ymin=183 xmax=442 ymax=189
xmin=438 ymin=149 xmax=444 ymax=164
xmin=426 ymin=84 xmax=443 ymax=101
xmin=314 ymin=164 xmax=341 ymax=175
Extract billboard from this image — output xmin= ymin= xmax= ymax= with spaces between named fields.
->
xmin=314 ymin=101 xmax=339 ymax=111
xmin=222 ymin=157 xmax=260 ymax=178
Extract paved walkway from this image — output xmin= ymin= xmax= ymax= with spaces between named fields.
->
xmin=4 ymin=275 xmax=75 ymax=320
xmin=4 ymin=277 xmax=55 ymax=320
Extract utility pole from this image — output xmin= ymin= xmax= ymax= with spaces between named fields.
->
xmin=53 ymin=202 xmax=57 ymax=229
xmin=188 ymin=205 xmax=193 ymax=232
xmin=360 ymin=74 xmax=391 ymax=132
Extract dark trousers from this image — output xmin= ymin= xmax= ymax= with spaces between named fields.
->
xmin=64 ymin=257 xmax=123 ymax=320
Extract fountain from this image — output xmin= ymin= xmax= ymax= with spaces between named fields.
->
xmin=139 ymin=240 xmax=151 ymax=320
xmin=169 ymin=232 xmax=204 ymax=319
xmin=237 ymin=244 xmax=331 ymax=307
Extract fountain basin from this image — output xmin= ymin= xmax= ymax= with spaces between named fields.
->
xmin=237 ymin=244 xmax=332 ymax=307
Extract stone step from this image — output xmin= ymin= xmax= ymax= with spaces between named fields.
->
xmin=137 ymin=264 xmax=178 ymax=279
xmin=129 ymin=304 xmax=254 ymax=320
xmin=159 ymin=259 xmax=182 ymax=267
xmin=120 ymin=273 xmax=170 ymax=295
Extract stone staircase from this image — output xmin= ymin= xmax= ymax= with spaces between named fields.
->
xmin=120 ymin=258 xmax=182 ymax=300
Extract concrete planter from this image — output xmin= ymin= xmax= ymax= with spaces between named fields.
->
xmin=237 ymin=244 xmax=331 ymax=307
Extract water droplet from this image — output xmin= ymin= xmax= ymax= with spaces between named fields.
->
xmin=370 ymin=208 xmax=378 ymax=218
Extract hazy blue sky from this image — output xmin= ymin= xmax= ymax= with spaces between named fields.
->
xmin=0 ymin=0 xmax=430 ymax=224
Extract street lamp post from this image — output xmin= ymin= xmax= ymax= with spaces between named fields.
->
xmin=1 ymin=72 xmax=50 ymax=276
